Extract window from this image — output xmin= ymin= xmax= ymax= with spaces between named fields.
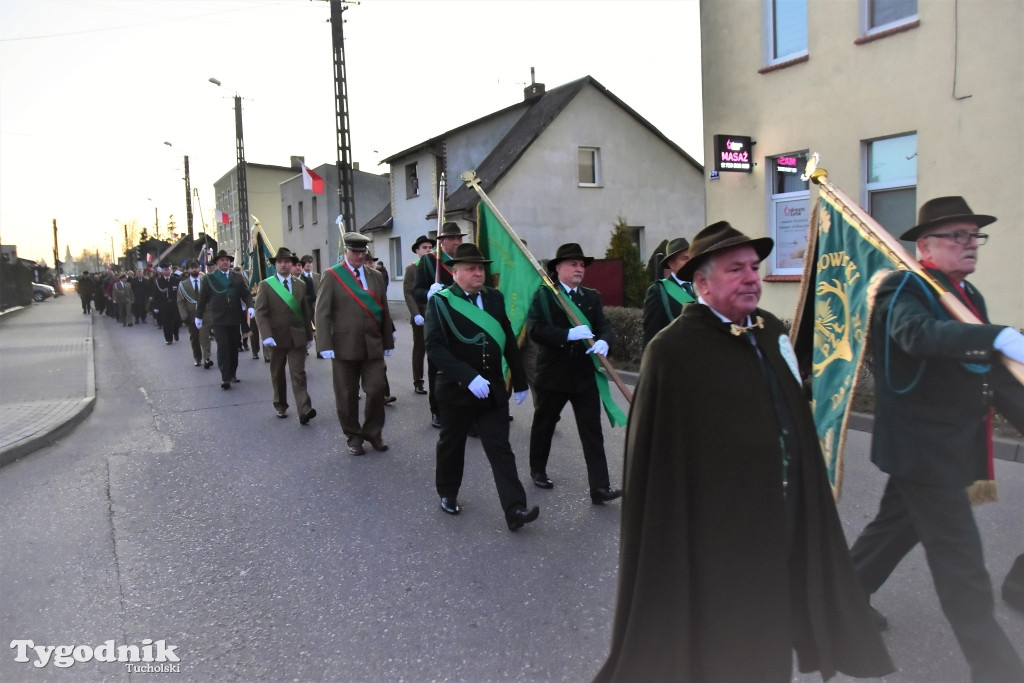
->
xmin=764 ymin=0 xmax=808 ymax=65
xmin=863 ymin=0 xmax=917 ymax=34
xmin=767 ymin=151 xmax=811 ymax=276
xmin=312 ymin=249 xmax=321 ymax=273
xmin=389 ymin=237 xmax=403 ymax=279
xmin=298 ymin=200 xmax=304 ymax=229
xmin=287 ymin=205 xmax=293 ymax=231
xmin=311 ymin=196 xmax=318 ymax=224
xmin=405 ymin=162 xmax=419 ymax=198
xmin=864 ymin=133 xmax=917 ymax=243
xmin=628 ymin=226 xmax=645 ymax=261
xmin=578 ymin=147 xmax=601 ymax=186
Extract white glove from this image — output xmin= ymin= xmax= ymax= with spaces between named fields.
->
xmin=393 ymin=331 xmax=398 ymax=342
xmin=384 ymin=349 xmax=392 ymax=357
xmin=427 ymin=283 xmax=444 ymax=300
xmin=467 ymin=375 xmax=490 ymax=399
xmin=306 ymin=340 xmax=313 ymax=350
xmin=413 ymin=314 xmax=424 ymax=326
xmin=994 ymin=327 xmax=1024 ymax=363
xmin=567 ymin=325 xmax=594 ymax=342
xmin=263 ymin=337 xmax=277 ymax=347
xmin=247 ymin=307 xmax=255 ymax=318
xmin=513 ymin=390 xmax=529 ymax=405
xmin=194 ymin=318 xmax=202 ymax=329
xmin=153 ymin=308 xmax=159 ymax=313
xmin=586 ymin=339 xmax=609 ymax=356
xmin=321 ymin=350 xmax=335 ymax=360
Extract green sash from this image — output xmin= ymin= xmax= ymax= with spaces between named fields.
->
xmin=659 ymin=278 xmax=695 ymax=318
xmin=436 ymin=288 xmax=509 ymax=378
xmin=265 ymin=276 xmax=304 ymax=322
xmin=541 ymin=287 xmax=628 ymax=428
xmin=206 ymin=269 xmax=232 ymax=296
xmin=329 ymin=263 xmax=383 ymax=324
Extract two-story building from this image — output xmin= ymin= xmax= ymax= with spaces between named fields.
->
xmin=213 ymin=161 xmax=302 ymax=261
xmin=364 ymin=75 xmax=705 ymax=301
xmin=701 ymin=0 xmax=1023 ymax=326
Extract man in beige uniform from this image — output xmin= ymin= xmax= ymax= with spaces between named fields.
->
xmin=315 ymin=233 xmax=395 ymax=455
xmin=177 ymin=259 xmax=213 ymax=368
xmin=403 ymin=235 xmax=435 ymax=396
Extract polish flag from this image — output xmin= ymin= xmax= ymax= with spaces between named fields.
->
xmin=219 ymin=211 xmax=230 ymax=224
xmin=301 ymin=161 xmax=325 ymax=195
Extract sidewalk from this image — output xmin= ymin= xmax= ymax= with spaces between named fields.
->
xmin=0 ymin=295 xmax=95 ymax=467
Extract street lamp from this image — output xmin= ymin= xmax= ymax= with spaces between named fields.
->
xmin=164 ymin=141 xmax=194 ymax=240
xmin=209 ymin=77 xmax=250 ymax=271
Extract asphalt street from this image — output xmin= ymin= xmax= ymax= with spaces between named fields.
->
xmin=1 ymin=296 xmax=1022 ymax=682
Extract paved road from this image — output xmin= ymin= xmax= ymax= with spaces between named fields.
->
xmin=1 ymin=295 xmax=1022 ymax=681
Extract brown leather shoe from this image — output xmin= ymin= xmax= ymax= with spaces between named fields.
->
xmin=348 ymin=443 xmax=366 ymax=456
xmin=368 ymin=439 xmax=389 ymax=452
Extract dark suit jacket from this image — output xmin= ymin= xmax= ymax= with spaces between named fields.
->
xmin=425 ymin=284 xmax=527 ymax=408
xmin=254 ymin=276 xmax=314 ymax=349
xmin=413 ymin=252 xmax=455 ymax=307
xmin=528 ymin=283 xmax=613 ymax=393
xmin=314 ymin=263 xmax=393 ymax=360
xmin=871 ymin=268 xmax=1024 ymax=486
xmin=151 ymin=275 xmax=179 ymax=312
xmin=196 ymin=269 xmax=254 ymax=327
xmin=642 ymin=278 xmax=694 ymax=349
xmin=403 ymin=261 xmax=426 ymax=319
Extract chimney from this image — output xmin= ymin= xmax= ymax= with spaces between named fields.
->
xmin=290 ymin=156 xmax=305 ymax=170
xmin=524 ymin=66 xmax=545 ymax=101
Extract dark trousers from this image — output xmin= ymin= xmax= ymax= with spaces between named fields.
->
xmin=411 ymin=323 xmax=425 ymax=388
xmin=850 ymin=476 xmax=1024 ymax=683
xmin=79 ymin=294 xmax=91 ymax=313
xmin=427 ymin=359 xmax=439 ymax=414
xmin=436 ymin=397 xmax=527 ymax=518
xmin=162 ymin=309 xmax=180 ymax=343
xmin=529 ymin=382 xmax=610 ymax=491
xmin=212 ymin=324 xmax=241 ymax=382
xmin=132 ymin=300 xmax=147 ymax=323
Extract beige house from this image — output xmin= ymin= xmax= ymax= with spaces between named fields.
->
xmin=701 ymin=0 xmax=1023 ymax=327
xmin=213 ymin=162 xmax=302 ymax=262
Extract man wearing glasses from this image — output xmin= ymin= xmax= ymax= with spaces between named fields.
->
xmin=849 ymin=197 xmax=1024 ymax=681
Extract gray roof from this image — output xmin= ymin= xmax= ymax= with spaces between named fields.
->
xmin=361 ymin=201 xmax=392 ymax=233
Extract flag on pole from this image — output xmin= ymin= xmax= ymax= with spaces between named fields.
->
xmin=477 ymin=202 xmax=542 ymax=342
xmin=301 ymin=162 xmax=325 ymax=195
xmin=219 ymin=211 xmax=230 ymax=224
xmin=791 ymin=190 xmax=903 ymax=497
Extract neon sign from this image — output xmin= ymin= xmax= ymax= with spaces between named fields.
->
xmin=713 ymin=135 xmax=753 ymax=173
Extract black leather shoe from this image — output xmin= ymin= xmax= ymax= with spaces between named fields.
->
xmin=431 ymin=413 xmax=442 ymax=429
xmin=221 ymin=381 xmax=231 ymax=390
xmin=194 ymin=359 xmax=202 ymax=367
xmin=299 ymin=408 xmax=316 ymax=425
xmin=276 ymin=409 xmax=288 ymax=418
xmin=440 ymin=497 xmax=461 ymax=515
xmin=414 ymin=386 xmax=427 ymax=395
xmin=590 ymin=487 xmax=623 ymax=504
xmin=531 ymin=472 xmax=554 ymax=489
xmin=507 ymin=505 xmax=540 ymax=531
xmin=203 ymin=360 xmax=213 ymax=369
xmin=384 ymin=395 xmax=397 ymax=405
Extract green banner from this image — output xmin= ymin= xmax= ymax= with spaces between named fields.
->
xmin=810 ymin=192 xmax=901 ymax=492
xmin=477 ymin=202 xmax=542 ymax=343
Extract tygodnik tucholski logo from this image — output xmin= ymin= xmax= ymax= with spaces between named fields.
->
xmin=10 ymin=638 xmax=181 ymax=672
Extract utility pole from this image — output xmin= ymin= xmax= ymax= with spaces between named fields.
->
xmin=234 ymin=95 xmax=250 ymax=269
xmin=330 ymin=0 xmax=357 ymax=235
xmin=53 ymin=219 xmax=62 ymax=294
xmin=184 ymin=155 xmax=194 ymax=240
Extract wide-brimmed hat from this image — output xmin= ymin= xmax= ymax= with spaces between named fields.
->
xmin=272 ymin=247 xmax=299 ymax=264
xmin=899 ymin=196 xmax=996 ymax=241
xmin=213 ymin=249 xmax=234 ymax=262
xmin=447 ymin=243 xmax=492 ymax=265
xmin=186 ymin=259 xmax=200 ymax=269
xmin=411 ymin=234 xmax=436 ymax=252
xmin=677 ymin=221 xmax=774 ymax=281
xmin=438 ymin=222 xmax=466 ymax=238
xmin=659 ymin=237 xmax=691 ymax=270
xmin=342 ymin=232 xmax=370 ymax=252
xmin=548 ymin=243 xmax=594 ymax=271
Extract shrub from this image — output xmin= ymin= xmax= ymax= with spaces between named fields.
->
xmin=605 ymin=305 xmax=644 ymax=368
xmin=605 ymin=217 xmax=651 ymax=309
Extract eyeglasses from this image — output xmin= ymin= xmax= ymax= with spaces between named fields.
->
xmin=926 ymin=231 xmax=989 ymax=246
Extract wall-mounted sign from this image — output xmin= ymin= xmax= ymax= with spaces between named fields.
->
xmin=709 ymin=170 xmax=720 ymax=181
xmin=713 ymin=135 xmax=753 ymax=173
xmin=776 ymin=155 xmax=800 ymax=173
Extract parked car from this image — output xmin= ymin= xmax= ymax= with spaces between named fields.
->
xmin=32 ymin=282 xmax=55 ymax=302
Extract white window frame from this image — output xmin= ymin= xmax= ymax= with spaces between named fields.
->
xmin=578 ymin=147 xmax=602 ymax=187
xmin=389 ymin=237 xmax=403 ymax=280
xmin=861 ymin=0 xmax=918 ymax=37
xmin=766 ymin=151 xmax=811 ymax=276
xmin=763 ymin=0 xmax=809 ymax=67
xmin=862 ymin=133 xmax=918 ymax=242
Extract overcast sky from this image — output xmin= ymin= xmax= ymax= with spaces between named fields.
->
xmin=0 ymin=0 xmax=703 ymax=265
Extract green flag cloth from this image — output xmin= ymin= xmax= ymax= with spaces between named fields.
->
xmin=477 ymin=202 xmax=542 ymax=343
xmin=806 ymin=191 xmax=902 ymax=494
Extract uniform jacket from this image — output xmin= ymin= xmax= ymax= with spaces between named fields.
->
xmin=196 ymin=269 xmax=254 ymax=327
xmin=254 ymin=275 xmax=313 ymax=349
xmin=176 ymin=274 xmax=209 ymax=322
xmin=413 ymin=252 xmax=455 ymax=307
xmin=151 ymin=275 xmax=179 ymax=312
xmin=594 ymin=304 xmax=893 ymax=683
xmin=424 ymin=284 xmax=527 ymax=409
xmin=112 ymin=280 xmax=134 ymax=305
xmin=403 ymin=260 xmax=426 ymax=320
xmin=314 ymin=262 xmax=393 ymax=361
xmin=297 ymin=271 xmax=319 ymax=308
xmin=528 ymin=284 xmax=613 ymax=393
xmin=641 ymin=277 xmax=694 ymax=349
xmin=130 ymin=277 xmax=148 ymax=304
xmin=870 ymin=268 xmax=1024 ymax=486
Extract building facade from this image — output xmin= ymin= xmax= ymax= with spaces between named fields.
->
xmin=213 ymin=161 xmax=302 ymax=262
xmin=701 ymin=0 xmax=1023 ymax=327
xmin=367 ymin=76 xmax=706 ymax=301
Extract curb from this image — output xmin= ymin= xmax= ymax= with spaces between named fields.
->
xmin=0 ymin=312 xmax=96 ymax=468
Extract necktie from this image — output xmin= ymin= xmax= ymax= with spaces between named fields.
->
xmin=193 ymin=278 xmax=199 ymax=291
xmin=284 ymin=278 xmax=290 ymax=293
